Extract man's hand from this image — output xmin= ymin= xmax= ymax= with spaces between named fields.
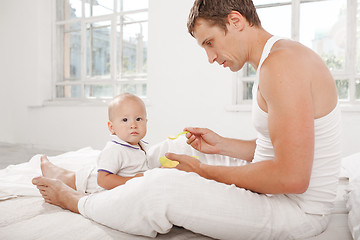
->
xmin=184 ymin=127 xmax=223 ymax=154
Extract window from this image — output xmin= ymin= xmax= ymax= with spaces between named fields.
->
xmin=235 ymin=0 xmax=360 ymax=105
xmin=53 ymin=0 xmax=148 ymax=100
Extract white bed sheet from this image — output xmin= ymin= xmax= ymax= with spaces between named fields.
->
xmin=0 ymin=148 xmax=357 ymax=239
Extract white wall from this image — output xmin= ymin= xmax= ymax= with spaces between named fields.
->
xmin=0 ymin=0 xmax=358 ymax=157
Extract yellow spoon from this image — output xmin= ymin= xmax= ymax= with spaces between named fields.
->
xmin=168 ymin=131 xmax=189 ymax=140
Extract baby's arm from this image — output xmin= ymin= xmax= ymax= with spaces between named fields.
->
xmin=97 ymin=171 xmax=143 ymax=190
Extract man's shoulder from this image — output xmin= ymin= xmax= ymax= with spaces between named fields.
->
xmin=266 ymin=39 xmax=310 ymax=62
xmin=258 ymin=41 xmax=315 ymax=102
xmin=261 ymin=40 xmax=314 ymax=78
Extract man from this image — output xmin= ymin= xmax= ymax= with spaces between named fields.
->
xmin=33 ymin=0 xmax=342 ymax=239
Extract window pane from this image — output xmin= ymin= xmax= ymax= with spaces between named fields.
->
xmin=335 ymin=79 xmax=349 ymax=100
xmin=244 ymin=63 xmax=256 ymax=77
xmin=300 ymin=0 xmax=346 ymax=71
xmin=117 ymin=83 xmax=136 ymax=95
xmin=56 ymin=0 xmax=82 ymax=21
xmin=85 ymin=85 xmax=113 ymax=98
xmin=243 ymin=81 xmax=254 ymax=100
xmin=116 ymin=82 xmax=146 ymax=97
xmin=55 ymin=0 xmax=148 ymax=100
xmin=119 ymin=15 xmax=148 ymax=76
xmin=86 ymin=21 xmax=111 ymax=77
xmin=123 ymin=12 xmax=148 ymax=23
xmin=85 ymin=0 xmax=114 ymax=17
xmin=57 ymin=24 xmax=81 ymax=80
xmin=256 ymin=4 xmax=291 ymax=38
xmin=56 ymin=85 xmax=81 ymax=98
xmin=119 ymin=0 xmax=148 ymax=12
xmin=141 ymin=83 xmax=147 ymax=97
xmin=356 ymin=79 xmax=360 ymax=100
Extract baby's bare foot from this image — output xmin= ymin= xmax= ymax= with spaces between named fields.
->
xmin=40 ymin=155 xmax=76 ymax=190
xmin=32 ymin=176 xmax=83 ymax=213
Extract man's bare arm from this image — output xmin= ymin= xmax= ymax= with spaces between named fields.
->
xmin=185 ymin=127 xmax=257 ymax=162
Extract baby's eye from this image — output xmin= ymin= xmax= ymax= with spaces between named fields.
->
xmin=136 ymin=117 xmax=142 ymax=121
xmin=122 ymin=118 xmax=128 ymax=122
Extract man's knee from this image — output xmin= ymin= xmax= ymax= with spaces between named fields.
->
xmin=142 ymin=168 xmax=187 ymax=199
xmin=142 ymin=168 xmax=204 ymax=204
xmin=143 ymin=168 xmax=181 ymax=188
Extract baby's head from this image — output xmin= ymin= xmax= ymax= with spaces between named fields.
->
xmin=108 ymin=93 xmax=147 ymax=146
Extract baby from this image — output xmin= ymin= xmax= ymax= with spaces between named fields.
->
xmin=96 ymin=93 xmax=149 ymax=190
xmin=34 ymin=93 xmax=152 ymax=194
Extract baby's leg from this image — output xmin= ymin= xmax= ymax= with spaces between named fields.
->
xmin=32 ymin=176 xmax=84 ymax=213
xmin=38 ymin=155 xmax=76 ymax=190
xmin=32 ymin=156 xmax=93 ymax=212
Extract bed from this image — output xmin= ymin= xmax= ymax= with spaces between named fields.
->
xmin=0 ymin=148 xmax=359 ymax=240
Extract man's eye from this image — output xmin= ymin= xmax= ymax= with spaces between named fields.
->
xmin=122 ymin=118 xmax=128 ymax=122
xmin=206 ymin=41 xmax=212 ymax=46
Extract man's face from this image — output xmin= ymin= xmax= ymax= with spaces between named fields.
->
xmin=193 ymin=18 xmax=245 ymax=72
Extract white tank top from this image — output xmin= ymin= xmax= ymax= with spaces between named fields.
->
xmin=252 ymin=36 xmax=342 ymax=214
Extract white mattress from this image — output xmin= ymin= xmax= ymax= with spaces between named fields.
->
xmin=0 ymin=148 xmax=357 ymax=239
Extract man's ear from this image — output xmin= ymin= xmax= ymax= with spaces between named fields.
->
xmin=108 ymin=121 xmax=115 ymax=134
xmin=227 ymin=10 xmax=246 ymax=31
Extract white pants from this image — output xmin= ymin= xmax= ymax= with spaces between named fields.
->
xmin=76 ymin=137 xmax=329 ymax=239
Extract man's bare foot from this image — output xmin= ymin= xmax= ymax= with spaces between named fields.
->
xmin=32 ymin=176 xmax=84 ymax=213
xmin=39 ymin=155 xmax=76 ymax=190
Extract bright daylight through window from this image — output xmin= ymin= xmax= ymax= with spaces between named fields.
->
xmin=236 ymin=0 xmax=360 ymax=105
xmin=54 ymin=0 xmax=148 ymax=100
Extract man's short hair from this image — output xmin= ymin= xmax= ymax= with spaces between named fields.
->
xmin=187 ymin=0 xmax=261 ymax=37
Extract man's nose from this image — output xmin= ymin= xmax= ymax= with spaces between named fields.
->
xmin=206 ymin=49 xmax=216 ymax=64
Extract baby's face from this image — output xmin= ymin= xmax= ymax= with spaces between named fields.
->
xmin=110 ymin=99 xmax=147 ymax=145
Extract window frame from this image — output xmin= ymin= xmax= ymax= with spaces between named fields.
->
xmin=51 ymin=0 xmax=148 ymax=101
xmin=234 ymin=0 xmax=360 ymax=108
